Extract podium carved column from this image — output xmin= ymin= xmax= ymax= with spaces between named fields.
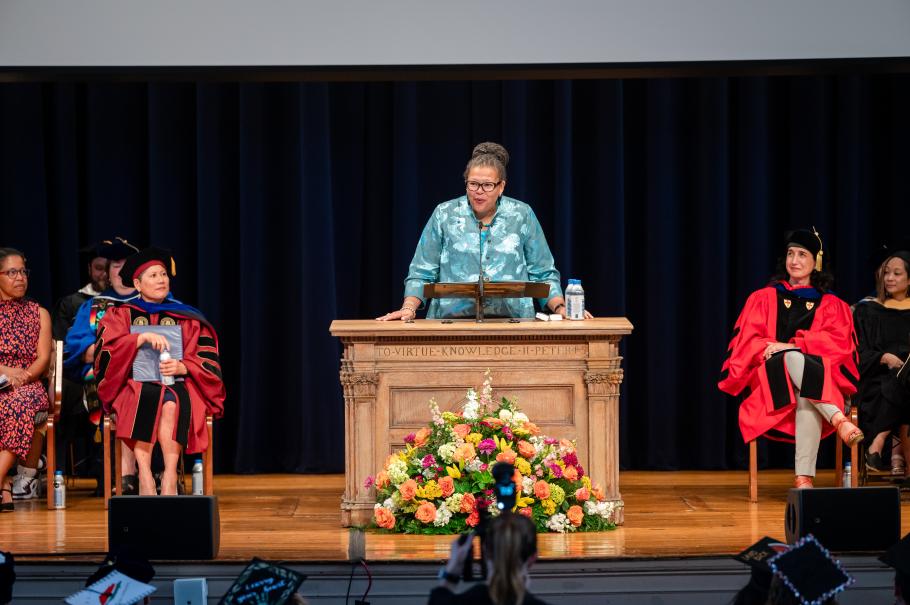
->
xmin=585 ymin=336 xmax=625 ymax=524
xmin=340 ymin=359 xmax=378 ymax=527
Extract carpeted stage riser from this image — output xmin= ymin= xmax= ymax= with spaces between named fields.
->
xmin=8 ymin=558 xmax=897 ymax=604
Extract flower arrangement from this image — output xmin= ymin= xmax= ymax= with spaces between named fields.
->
xmin=367 ymin=372 xmax=621 ymax=534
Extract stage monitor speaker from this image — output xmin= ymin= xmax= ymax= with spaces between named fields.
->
xmin=108 ymin=496 xmax=220 ymax=560
xmin=786 ymin=487 xmax=900 ymax=551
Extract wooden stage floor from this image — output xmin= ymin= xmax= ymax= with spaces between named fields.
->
xmin=3 ymin=470 xmax=909 ymax=563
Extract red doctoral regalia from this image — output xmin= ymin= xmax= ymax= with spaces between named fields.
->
xmin=94 ymin=302 xmax=225 ymax=454
xmin=718 ymin=282 xmax=859 ymax=443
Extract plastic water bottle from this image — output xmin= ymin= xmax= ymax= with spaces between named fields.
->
xmin=566 ymin=279 xmax=585 ymax=320
xmin=53 ymin=470 xmax=65 ymax=509
xmin=192 ymin=459 xmax=204 ymax=495
xmin=159 ymin=349 xmax=175 ymax=386
xmin=842 ymin=462 xmax=852 ymax=488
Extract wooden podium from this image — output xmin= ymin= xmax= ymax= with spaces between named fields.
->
xmin=329 ymin=318 xmax=634 ymax=527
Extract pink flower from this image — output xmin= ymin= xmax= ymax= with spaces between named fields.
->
xmin=575 ymin=487 xmax=590 ymax=501
xmin=422 ymin=454 xmax=437 ymax=468
xmin=562 ymin=452 xmax=578 ymax=467
xmin=363 ymin=475 xmax=375 ymax=489
xmin=478 ymin=439 xmax=497 ymax=455
xmin=501 ymin=426 xmax=514 ymax=440
xmin=548 ymin=464 xmax=563 ymax=479
xmin=404 ymin=433 xmax=416 ymax=445
xmin=544 ymin=438 xmax=558 ymax=445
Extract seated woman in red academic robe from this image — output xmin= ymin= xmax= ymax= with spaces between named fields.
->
xmin=94 ymin=248 xmax=225 ymax=496
xmin=719 ymin=228 xmax=862 ymax=489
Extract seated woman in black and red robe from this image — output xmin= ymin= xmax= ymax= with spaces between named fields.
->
xmin=854 ymin=243 xmax=910 ymax=474
xmin=719 ymin=228 xmax=862 ymax=489
xmin=95 ymin=248 xmax=225 ymax=496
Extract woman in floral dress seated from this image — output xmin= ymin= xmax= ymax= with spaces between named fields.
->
xmin=0 ymin=248 xmax=51 ymax=512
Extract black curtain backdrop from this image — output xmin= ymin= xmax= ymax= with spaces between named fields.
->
xmin=1 ymin=74 xmax=908 ymax=474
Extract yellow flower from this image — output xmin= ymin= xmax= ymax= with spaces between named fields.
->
xmin=466 ymin=432 xmax=483 ymax=445
xmin=446 ymin=465 xmax=462 ymax=479
xmin=442 ymin=411 xmax=459 ymax=422
xmin=512 ymin=427 xmax=529 ymax=436
xmin=582 ymin=476 xmax=592 ymax=490
xmin=515 ymin=494 xmax=535 ymax=510
xmin=542 ymin=498 xmax=556 ymax=515
xmin=515 ymin=458 xmax=531 ymax=475
xmin=417 ymin=480 xmax=443 ymax=500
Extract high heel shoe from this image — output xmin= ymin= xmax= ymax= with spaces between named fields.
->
xmin=794 ymin=475 xmax=814 ymax=489
xmin=832 ymin=413 xmax=864 ymax=446
xmin=1 ymin=488 xmax=14 ymax=512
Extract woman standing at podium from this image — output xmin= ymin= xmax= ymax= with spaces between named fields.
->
xmin=378 ymin=142 xmax=588 ymax=321
xmin=718 ymin=228 xmax=862 ymax=489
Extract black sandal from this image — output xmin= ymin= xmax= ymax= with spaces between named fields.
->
xmin=1 ymin=488 xmax=14 ymax=512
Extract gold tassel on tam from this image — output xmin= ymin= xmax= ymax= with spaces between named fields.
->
xmin=812 ymin=226 xmax=824 ymax=272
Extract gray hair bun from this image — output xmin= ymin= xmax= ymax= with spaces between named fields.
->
xmin=471 ymin=142 xmax=510 ymax=167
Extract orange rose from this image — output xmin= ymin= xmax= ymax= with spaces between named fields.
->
xmin=465 ymin=509 xmax=480 ymax=527
xmin=415 ymin=502 xmax=437 ymax=524
xmin=518 ymin=507 xmax=533 ymax=518
xmin=533 ymin=480 xmax=550 ymax=500
xmin=496 ymin=449 xmax=517 ymax=464
xmin=453 ymin=443 xmax=476 ymax=463
xmin=439 ymin=476 xmax=455 ymax=498
xmin=452 ymin=424 xmax=471 ymax=439
xmin=592 ymin=486 xmax=605 ymax=501
xmin=575 ymin=487 xmax=590 ymax=502
xmin=513 ymin=469 xmax=523 ymax=488
xmin=567 ymin=505 xmax=584 ymax=527
xmin=374 ymin=507 xmax=396 ymax=529
xmin=524 ymin=422 xmax=541 ymax=436
xmin=563 ymin=465 xmax=579 ymax=481
xmin=414 ymin=427 xmax=432 ymax=447
xmin=375 ymin=471 xmax=390 ymax=489
xmin=461 ymin=492 xmax=476 ymax=513
xmin=517 ymin=440 xmax=536 ymax=459
xmin=482 ymin=417 xmax=505 ymax=428
xmin=399 ymin=479 xmax=418 ymax=501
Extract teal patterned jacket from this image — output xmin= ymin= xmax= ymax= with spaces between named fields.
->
xmin=404 ymin=195 xmax=562 ymax=318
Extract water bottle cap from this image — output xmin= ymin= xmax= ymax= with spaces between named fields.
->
xmin=195 ymin=459 xmax=203 ymax=463
xmin=568 ymin=278 xmax=579 ymax=285
xmin=55 ymin=470 xmax=64 ymax=475
xmin=844 ymin=462 xmax=851 ymax=468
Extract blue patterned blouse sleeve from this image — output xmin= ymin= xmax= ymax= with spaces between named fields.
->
xmin=403 ymin=206 xmax=444 ymax=305
xmin=523 ymin=207 xmax=563 ymax=309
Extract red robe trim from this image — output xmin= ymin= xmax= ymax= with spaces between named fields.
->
xmin=718 ymin=283 xmax=859 ymax=443
xmin=94 ymin=303 xmax=225 ymax=454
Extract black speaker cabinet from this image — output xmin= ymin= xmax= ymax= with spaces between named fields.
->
xmin=786 ymin=487 xmax=900 ymax=551
xmin=108 ymin=495 xmax=220 ymax=560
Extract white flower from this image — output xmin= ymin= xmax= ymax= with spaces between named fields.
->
xmin=583 ymin=500 xmax=621 ymax=521
xmin=522 ymin=476 xmax=535 ymax=495
xmin=383 ymin=497 xmax=397 ymax=512
xmin=388 ymin=459 xmax=409 ymax=485
xmin=465 ymin=458 xmax=485 ymax=473
xmin=498 ymin=409 xmax=513 ymax=423
xmin=545 ymin=513 xmax=574 ymax=533
xmin=437 ymin=442 xmax=457 ymax=464
xmin=513 ymin=411 xmax=529 ymax=424
xmin=434 ymin=503 xmax=453 ymax=527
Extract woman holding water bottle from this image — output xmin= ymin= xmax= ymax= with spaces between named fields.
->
xmin=95 ymin=248 xmax=225 ymax=496
xmin=378 ymin=142 xmax=593 ymax=321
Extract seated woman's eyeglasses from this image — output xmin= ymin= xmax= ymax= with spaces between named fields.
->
xmin=2 ymin=269 xmax=30 ymax=279
xmin=466 ymin=180 xmax=501 ymax=193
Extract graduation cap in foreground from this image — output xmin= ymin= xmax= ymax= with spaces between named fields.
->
xmin=734 ymin=536 xmax=790 ymax=590
xmin=768 ymin=534 xmax=853 ymax=605
xmin=218 ymin=558 xmax=307 ymax=605
xmin=880 ymin=532 xmax=910 ymax=576
xmin=65 ymin=570 xmax=155 ymax=605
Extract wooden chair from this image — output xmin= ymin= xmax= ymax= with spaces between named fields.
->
xmin=44 ymin=340 xmax=64 ymax=510
xmin=103 ymin=410 xmax=214 ymax=509
xmin=748 ymin=398 xmax=859 ymax=502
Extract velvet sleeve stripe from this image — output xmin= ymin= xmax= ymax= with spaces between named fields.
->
xmin=840 ymin=365 xmax=860 ymax=389
xmin=197 ymin=350 xmax=220 ymax=363
xmin=198 ymin=336 xmax=216 ymax=348
xmin=201 ymin=361 xmax=223 ymax=379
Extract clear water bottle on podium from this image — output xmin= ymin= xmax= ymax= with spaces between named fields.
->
xmin=842 ymin=462 xmax=852 ymax=488
xmin=566 ymin=279 xmax=585 ymax=320
xmin=192 ymin=459 xmax=204 ymax=495
xmin=53 ymin=470 xmax=65 ymax=509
